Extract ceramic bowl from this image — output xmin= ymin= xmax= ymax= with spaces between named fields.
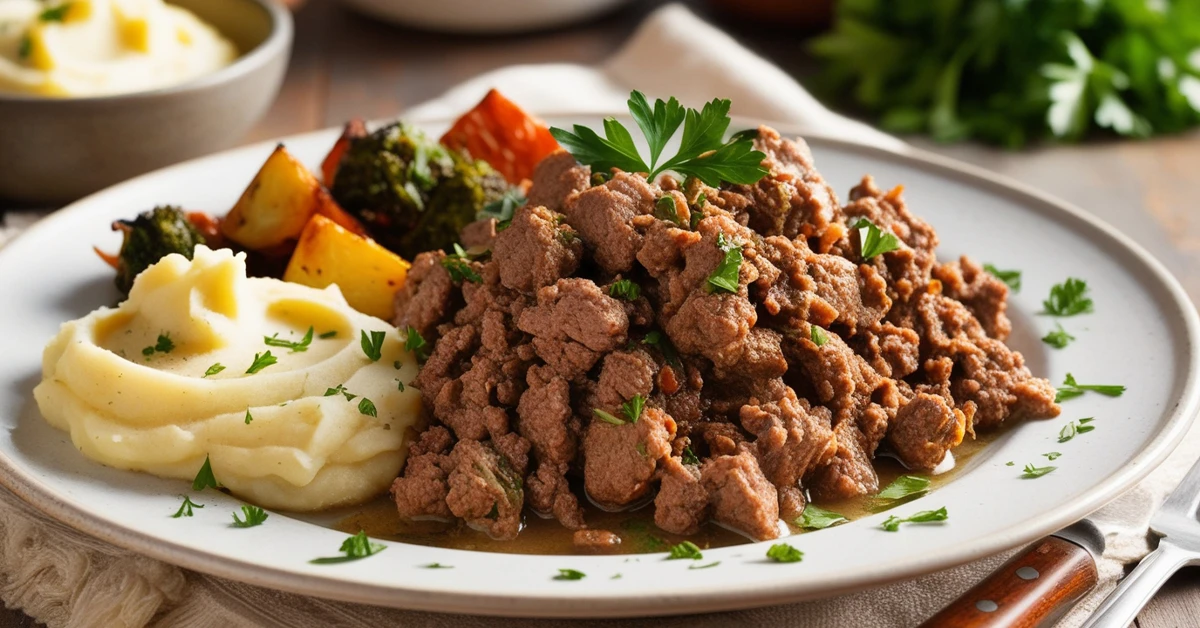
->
xmin=0 ymin=0 xmax=293 ymax=205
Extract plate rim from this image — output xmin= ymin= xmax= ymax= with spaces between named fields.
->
xmin=1 ymin=114 xmax=1197 ymax=618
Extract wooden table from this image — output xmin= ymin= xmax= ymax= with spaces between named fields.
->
xmin=2 ymin=0 xmax=1198 ymax=624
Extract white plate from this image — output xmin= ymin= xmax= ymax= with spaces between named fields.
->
xmin=1 ymin=116 xmax=1197 ymax=618
xmin=337 ymin=0 xmax=634 ymax=34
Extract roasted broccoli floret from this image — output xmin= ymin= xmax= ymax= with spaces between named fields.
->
xmin=329 ymin=122 xmax=507 ymax=259
xmin=111 ymin=206 xmax=206 ymax=294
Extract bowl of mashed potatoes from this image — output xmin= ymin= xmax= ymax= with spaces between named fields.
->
xmin=0 ymin=0 xmax=292 ymax=204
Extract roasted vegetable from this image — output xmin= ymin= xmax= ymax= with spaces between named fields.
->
xmin=107 ymin=206 xmax=206 ymax=294
xmin=328 ymin=122 xmax=508 ymax=260
xmin=440 ymin=89 xmax=560 ymax=183
xmin=283 ymin=214 xmax=411 ymax=320
xmin=222 ymin=144 xmax=366 ymax=254
xmin=322 ymin=119 xmax=367 ymax=187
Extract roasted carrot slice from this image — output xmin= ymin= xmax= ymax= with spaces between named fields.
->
xmin=321 ymin=119 xmax=368 ymax=187
xmin=440 ymin=89 xmax=560 ymax=183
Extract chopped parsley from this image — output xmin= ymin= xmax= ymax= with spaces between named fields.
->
xmin=797 ymin=504 xmax=848 ymax=530
xmin=358 ymin=397 xmax=378 ymax=418
xmin=39 ymin=3 xmax=73 ymax=22
xmin=592 ymin=408 xmax=626 ymax=426
xmin=1042 ymin=323 xmax=1075 ymax=349
xmin=360 ymin=330 xmax=386 ymax=362
xmin=17 ymin=35 xmax=31 ymax=60
xmin=203 ymin=363 xmax=225 ymax=378
xmin=655 ymin=196 xmax=683 ymax=226
xmin=310 ymin=531 xmax=386 ymax=564
xmin=766 ymin=543 xmax=804 ymax=563
xmin=403 ymin=326 xmax=428 ymax=361
xmin=881 ymin=507 xmax=948 ymax=532
xmin=689 ymin=561 xmax=721 ymax=570
xmin=610 ymin=573 xmax=622 ymax=579
xmin=810 ymin=325 xmax=829 ymax=347
xmin=641 ymin=330 xmax=681 ymax=368
xmin=479 ymin=189 xmax=526 ymax=223
xmin=851 ymin=218 xmax=901 ymax=260
xmin=667 ymin=541 xmax=703 ymax=560
xmin=553 ymin=568 xmax=586 ymax=581
xmin=1022 ymin=464 xmax=1057 ymax=479
xmin=232 ymin=505 xmax=268 ymax=528
xmin=422 ymin=563 xmax=453 ymax=569
xmin=705 ymin=233 xmax=743 ymax=294
xmin=681 ymin=446 xmax=700 ymax=465
xmin=1045 ymin=452 xmax=1063 ymax=461
xmin=171 ymin=495 xmax=203 ymax=518
xmin=396 ymin=379 xmax=406 ymax=392
xmin=549 ymin=91 xmax=768 ymax=187
xmin=264 ymin=327 xmax=314 ymax=353
xmin=441 ymin=255 xmax=482 ymax=284
xmin=1005 ymin=461 xmax=1015 ymax=466
xmin=1042 ymin=278 xmax=1093 ymax=316
xmin=608 ymin=279 xmax=641 ymax=301
xmin=324 ymin=384 xmax=357 ymax=401
xmin=621 ymin=394 xmax=646 ymax=423
xmin=143 ymin=332 xmax=175 ymax=358
xmin=192 ymin=455 xmax=220 ymax=491
xmin=245 ymin=351 xmax=277 ymax=375
xmin=1059 ymin=417 xmax=1096 ymax=443
xmin=984 ymin=264 xmax=1022 ymax=292
xmin=318 ymin=330 xmax=338 ymax=339
xmin=244 ymin=410 xmax=253 ymax=425
xmin=875 ymin=474 xmax=930 ymax=502
xmin=1056 ymin=373 xmax=1125 ymax=402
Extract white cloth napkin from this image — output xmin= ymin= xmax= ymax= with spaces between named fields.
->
xmin=2 ymin=4 xmax=1198 ymax=627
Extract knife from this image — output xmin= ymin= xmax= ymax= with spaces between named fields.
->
xmin=1079 ymin=455 xmax=1200 ymax=627
xmin=919 ymin=519 xmax=1105 ymax=628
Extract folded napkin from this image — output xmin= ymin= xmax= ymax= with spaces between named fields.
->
xmin=2 ymin=4 xmax=1198 ymax=627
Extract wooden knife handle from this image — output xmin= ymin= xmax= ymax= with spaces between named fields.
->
xmin=919 ymin=536 xmax=1098 ymax=628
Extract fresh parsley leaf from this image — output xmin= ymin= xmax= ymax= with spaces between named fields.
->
xmin=358 ymin=397 xmax=377 ymax=418
xmin=1059 ymin=417 xmax=1096 ymax=442
xmin=667 ymin=541 xmax=703 ymax=560
xmin=592 ymin=408 xmax=626 ymax=426
xmin=797 ymin=504 xmax=848 ymax=530
xmin=689 ymin=561 xmax=721 ymax=570
xmin=264 ymin=327 xmax=314 ymax=353
xmin=1042 ymin=278 xmax=1093 ymax=316
xmin=479 ymin=188 xmax=526 ymax=223
xmin=39 ymin=4 xmax=73 ymax=22
xmin=244 ymin=410 xmax=253 ymax=425
xmin=360 ymin=330 xmax=385 ymax=362
xmin=766 ymin=543 xmax=804 ymax=563
xmin=681 ymin=446 xmax=700 ymax=466
xmin=1005 ymin=461 xmax=1015 ymax=466
xmin=396 ymin=379 xmax=406 ymax=392
xmin=984 ymin=264 xmax=1022 ymax=292
xmin=422 ymin=563 xmax=453 ymax=569
xmin=203 ymin=363 xmax=225 ymax=378
xmin=655 ymin=196 xmax=683 ymax=226
xmin=319 ymin=330 xmax=338 ymax=339
xmin=553 ymin=568 xmax=586 ymax=581
xmin=609 ymin=279 xmax=641 ymax=301
xmin=876 ymin=475 xmax=930 ymax=501
xmin=155 ymin=333 xmax=175 ymax=353
xmin=852 ymin=218 xmax=901 ymax=261
xmin=1042 ymin=323 xmax=1075 ymax=349
xmin=192 ymin=455 xmax=220 ymax=491
xmin=232 ymin=505 xmax=268 ymax=528
xmin=628 ymin=91 xmax=686 ymax=168
xmin=403 ymin=326 xmax=428 ymax=361
xmin=324 ymin=384 xmax=357 ymax=401
xmin=1045 ymin=452 xmax=1063 ymax=461
xmin=172 ymin=495 xmax=203 ymax=518
xmin=706 ymin=233 xmax=743 ymax=294
xmin=621 ymin=394 xmax=646 ymax=423
xmin=881 ymin=507 xmax=948 ymax=532
xmin=810 ymin=325 xmax=829 ymax=347
xmin=1056 ymin=373 xmax=1125 ymax=402
xmin=641 ymin=330 xmax=681 ymax=368
xmin=310 ymin=531 xmax=386 ymax=564
xmin=245 ymin=351 xmax=277 ymax=375
xmin=1022 ymin=464 xmax=1057 ymax=478
xmin=441 ymin=255 xmax=482 ymax=284
xmin=610 ymin=573 xmax=623 ymax=579
xmin=550 ymin=119 xmax=649 ymax=175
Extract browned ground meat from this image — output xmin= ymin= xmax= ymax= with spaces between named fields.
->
xmin=388 ymin=125 xmax=1059 ymax=543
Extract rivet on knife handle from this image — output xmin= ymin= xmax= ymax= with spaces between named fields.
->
xmin=919 ymin=536 xmax=1098 ymax=628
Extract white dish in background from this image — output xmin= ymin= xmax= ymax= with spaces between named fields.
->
xmin=0 ymin=115 xmax=1196 ymax=618
xmin=338 ymin=0 xmax=635 ymax=34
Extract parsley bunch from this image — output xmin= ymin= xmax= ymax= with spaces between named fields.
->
xmin=550 ymin=92 xmax=768 ymax=186
xmin=811 ymin=0 xmax=1200 ymax=146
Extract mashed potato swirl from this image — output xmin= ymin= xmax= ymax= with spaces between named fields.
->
xmin=33 ymin=246 xmax=422 ymax=511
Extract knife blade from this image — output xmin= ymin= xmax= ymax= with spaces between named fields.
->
xmin=1079 ymin=455 xmax=1200 ymax=628
xmin=920 ymin=519 xmax=1105 ymax=628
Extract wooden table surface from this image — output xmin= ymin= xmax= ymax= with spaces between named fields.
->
xmin=3 ymin=0 xmax=1199 ymax=625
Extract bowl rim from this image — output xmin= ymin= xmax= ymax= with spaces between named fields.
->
xmin=0 ymin=0 xmax=293 ymax=104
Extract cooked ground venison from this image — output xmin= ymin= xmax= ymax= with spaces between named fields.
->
xmin=391 ymin=132 xmax=1059 ymax=542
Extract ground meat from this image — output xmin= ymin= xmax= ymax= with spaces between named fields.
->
xmin=517 ymin=365 xmax=575 ymax=466
xmin=493 ymin=203 xmax=583 ymax=293
xmin=692 ymin=421 xmax=747 ymax=457
xmin=563 ymin=172 xmax=657 ymax=274
xmin=667 ymin=292 xmax=758 ymax=372
xmin=393 ymin=251 xmax=457 ymax=341
xmin=807 ymin=254 xmax=892 ymax=335
xmin=573 ymin=529 xmax=622 ymax=554
xmin=933 ymin=256 xmax=1012 ymax=340
xmin=701 ymin=450 xmax=780 ymax=541
xmin=740 ymin=387 xmax=837 ymax=505
xmin=856 ymin=322 xmax=921 ymax=379
xmin=391 ymin=452 xmax=452 ymax=520
xmin=583 ymin=407 xmax=676 ymax=508
xmin=527 ymin=150 xmax=591 ymax=212
xmin=413 ymin=323 xmax=479 ymax=409
xmin=526 ymin=461 xmax=585 ymax=529
xmin=445 ymin=440 xmax=524 ymax=540
xmin=517 ymin=278 xmax=629 ymax=380
xmin=887 ymin=393 xmax=967 ymax=471
xmin=654 ymin=456 xmax=708 ymax=535
xmin=806 ymin=420 xmax=879 ymax=501
xmin=460 ymin=218 xmax=498 ymax=250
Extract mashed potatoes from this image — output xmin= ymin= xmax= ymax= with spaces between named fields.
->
xmin=33 ymin=246 xmax=423 ymax=511
xmin=0 ymin=0 xmax=237 ymax=97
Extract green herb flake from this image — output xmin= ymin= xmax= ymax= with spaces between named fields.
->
xmin=1042 ymin=278 xmax=1094 ymax=317
xmin=324 ymin=384 xmax=357 ymax=401
xmin=203 ymin=363 xmax=225 ymax=378
xmin=1056 ymin=373 xmax=1125 ymax=402
xmin=479 ymin=189 xmax=526 ymax=223
xmin=232 ymin=505 xmax=268 ymax=528
xmin=264 ymin=327 xmax=314 ymax=353
xmin=706 ymin=233 xmax=743 ymax=294
xmin=667 ymin=541 xmax=703 ymax=560
xmin=1042 ymin=323 xmax=1075 ymax=349
xmin=310 ymin=531 xmax=386 ymax=564
xmin=155 ymin=333 xmax=175 ymax=353
xmin=1059 ymin=417 xmax=1096 ymax=443
xmin=1045 ymin=452 xmax=1062 ymax=461
xmin=441 ymin=256 xmax=482 ymax=284
xmin=39 ymin=4 xmax=73 ymax=22
xmin=592 ymin=408 xmax=626 ymax=426
xmin=360 ymin=330 xmax=386 ymax=362
xmin=875 ymin=474 xmax=930 ymax=501
xmin=244 ymin=410 xmax=253 ymax=425
xmin=422 ymin=562 xmax=453 ymax=569
xmin=318 ymin=330 xmax=338 ymax=339
xmin=641 ymin=330 xmax=682 ymax=368
xmin=797 ymin=504 xmax=848 ymax=530
xmin=1022 ymin=464 xmax=1057 ymax=479
xmin=610 ymin=573 xmax=622 ymax=579
xmin=1005 ymin=461 xmax=1015 ymax=466
xmin=171 ymin=495 xmax=203 ymax=518
xmin=245 ymin=351 xmax=278 ymax=375
xmin=404 ymin=326 xmax=428 ymax=361
xmin=984 ymin=264 xmax=1022 ymax=292
xmin=553 ymin=568 xmax=586 ymax=581
xmin=681 ymin=446 xmax=700 ymax=466
xmin=655 ymin=196 xmax=683 ymax=225
xmin=851 ymin=218 xmax=901 ymax=261
xmin=621 ymin=394 xmax=646 ymax=423
xmin=192 ymin=455 xmax=220 ymax=491
xmin=358 ymin=397 xmax=378 ymax=418
xmin=810 ymin=325 xmax=829 ymax=347
xmin=608 ymin=279 xmax=641 ymax=301
xmin=766 ymin=543 xmax=804 ymax=563
xmin=881 ymin=507 xmax=948 ymax=532
xmin=17 ymin=35 xmax=31 ymax=60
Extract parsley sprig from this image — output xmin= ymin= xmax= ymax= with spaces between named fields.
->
xmin=766 ymin=543 xmax=804 ymax=563
xmin=403 ymin=326 xmax=428 ymax=362
xmin=797 ymin=504 xmax=848 ymax=530
xmin=264 ymin=327 xmax=314 ymax=353
xmin=620 ymin=394 xmax=646 ymax=423
xmin=203 ymin=363 xmax=225 ymax=378
xmin=1042 ymin=323 xmax=1075 ymax=349
xmin=608 ymin=279 xmax=641 ymax=301
xmin=554 ymin=568 xmax=586 ymax=581
xmin=142 ymin=333 xmax=175 ymax=358
xmin=667 ymin=541 xmax=703 ymax=560
xmin=1056 ymin=373 xmax=1125 ymax=402
xmin=232 ymin=505 xmax=268 ymax=528
xmin=172 ymin=495 xmax=203 ymax=518
xmin=852 ymin=218 xmax=901 ymax=261
xmin=192 ymin=455 xmax=220 ymax=491
xmin=441 ymin=244 xmax=483 ymax=284
xmin=875 ymin=475 xmax=930 ymax=502
xmin=984 ymin=264 xmax=1022 ymax=292
xmin=245 ymin=351 xmax=277 ymax=375
xmin=549 ymin=91 xmax=768 ymax=187
xmin=881 ymin=507 xmax=948 ymax=532
xmin=311 ymin=531 xmax=386 ymax=564
xmin=706 ymin=233 xmax=743 ymax=294
xmin=1059 ymin=417 xmax=1096 ymax=442
xmin=1021 ymin=464 xmax=1057 ymax=479
xmin=1042 ymin=278 xmax=1093 ymax=316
